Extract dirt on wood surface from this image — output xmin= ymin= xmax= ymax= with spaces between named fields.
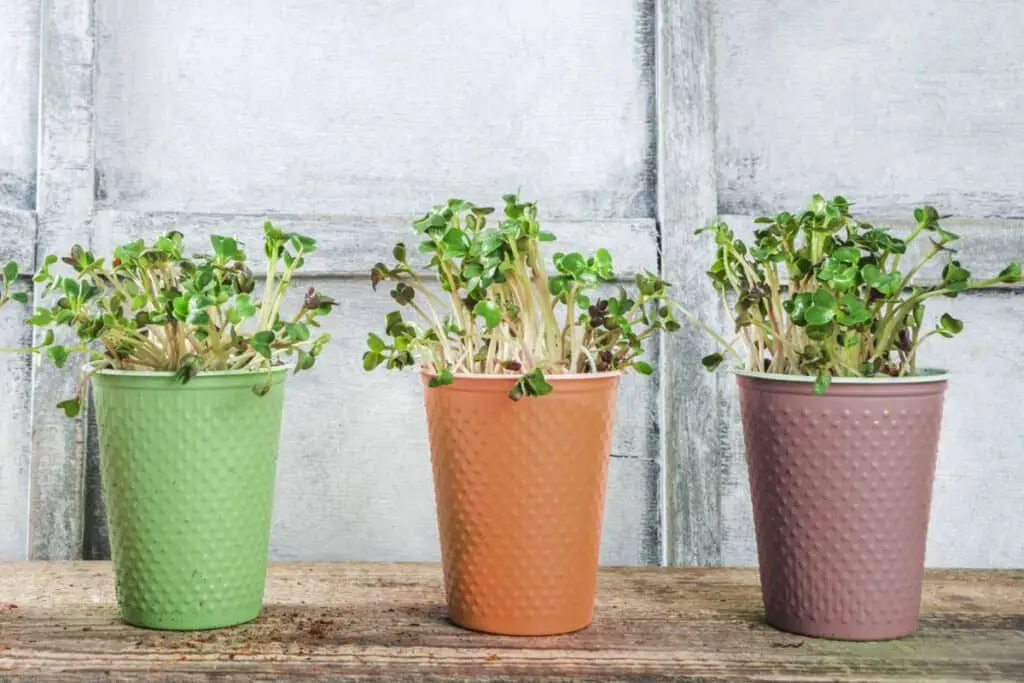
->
xmin=0 ymin=563 xmax=1021 ymax=681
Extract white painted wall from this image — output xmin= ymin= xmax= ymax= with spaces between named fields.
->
xmin=1 ymin=0 xmax=1021 ymax=568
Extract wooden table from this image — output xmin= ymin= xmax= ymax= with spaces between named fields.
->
xmin=0 ymin=563 xmax=1021 ymax=681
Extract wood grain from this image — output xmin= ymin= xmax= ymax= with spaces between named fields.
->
xmin=657 ymin=0 xmax=726 ymax=566
xmin=0 ymin=0 xmax=38 ymax=211
xmin=27 ymin=0 xmax=96 ymax=561
xmin=0 ymin=213 xmax=35 ymax=558
xmin=0 ymin=563 xmax=1021 ymax=681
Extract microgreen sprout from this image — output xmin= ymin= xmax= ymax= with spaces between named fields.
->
xmin=364 ymin=193 xmax=683 ymax=399
xmin=0 ymin=261 xmax=28 ymax=308
xmin=29 ymin=221 xmax=338 ymax=416
xmin=698 ymin=194 xmax=1022 ymax=394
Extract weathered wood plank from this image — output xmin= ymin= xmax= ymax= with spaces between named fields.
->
xmin=713 ymin=0 xmax=1024 ymax=220
xmin=91 ymin=212 xmax=659 ymax=278
xmin=27 ymin=0 xmax=96 ymax=560
xmin=657 ymin=0 xmax=725 ymax=566
xmin=93 ymin=1 xmax=655 ymax=219
xmin=0 ymin=290 xmax=34 ymax=559
xmin=0 ymin=0 xmax=39 ymax=211
xmin=0 ymin=563 xmax=1021 ymax=681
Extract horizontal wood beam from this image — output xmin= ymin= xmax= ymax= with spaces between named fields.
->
xmin=720 ymin=192 xmax=1024 ymax=222
xmin=0 ymin=562 xmax=1021 ymax=681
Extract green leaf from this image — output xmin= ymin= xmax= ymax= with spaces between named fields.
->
xmin=362 ymin=351 xmax=383 ymax=371
xmin=61 ymin=278 xmax=80 ymax=298
xmin=813 ymin=371 xmax=832 ymax=396
xmin=783 ymin=293 xmax=812 ymax=326
xmin=28 ymin=310 xmax=52 ymax=326
xmin=556 ymin=252 xmax=586 ymax=276
xmin=367 ymin=332 xmax=385 ymax=353
xmin=390 ymin=283 xmax=415 ymax=305
xmin=838 ymin=331 xmax=861 ymax=348
xmin=473 ymin=300 xmax=502 ymax=329
xmin=11 ymin=291 xmax=28 ymax=304
xmin=811 ymin=289 xmax=836 ymax=309
xmin=538 ymin=231 xmax=557 ymax=242
xmin=46 ymin=344 xmax=70 ymax=369
xmin=3 ymin=261 xmax=18 ymax=283
xmin=525 ymin=369 xmax=553 ymax=396
xmin=939 ymin=313 xmax=964 ymax=335
xmin=442 ymin=228 xmax=470 ymax=255
xmin=633 ymin=360 xmax=654 ymax=375
xmin=251 ymin=330 xmax=275 ymax=359
xmin=295 ymin=349 xmax=316 ymax=372
xmin=285 ymin=323 xmax=310 ymax=341
xmin=235 ymin=294 xmax=257 ymax=318
xmin=172 ymin=296 xmax=190 ymax=320
xmin=392 ymin=242 xmax=407 ymax=262
xmin=831 ymin=265 xmax=858 ymax=290
xmin=385 ymin=311 xmax=404 ymax=336
xmin=428 ymin=368 xmax=454 ymax=388
xmin=804 ymin=305 xmax=835 ymax=326
xmin=508 ymin=381 xmax=525 ymax=401
xmin=832 ymin=246 xmax=860 ymax=264
xmin=210 ymin=235 xmax=238 ymax=260
xmin=701 ymin=352 xmax=724 ymax=371
xmin=860 ymin=264 xmax=883 ymax=287
xmin=56 ymin=398 xmax=80 ymax=418
xmin=805 ymin=322 xmax=834 ymax=341
xmin=998 ymin=261 xmax=1021 ymax=283
xmin=548 ymin=275 xmax=568 ymax=296
xmin=942 ymin=261 xmax=971 ymax=289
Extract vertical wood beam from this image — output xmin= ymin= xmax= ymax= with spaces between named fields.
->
xmin=656 ymin=0 xmax=724 ymax=565
xmin=28 ymin=0 xmax=96 ymax=559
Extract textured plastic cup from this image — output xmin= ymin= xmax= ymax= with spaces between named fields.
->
xmin=736 ymin=369 xmax=948 ymax=640
xmin=91 ymin=366 xmax=288 ymax=630
xmin=422 ymin=371 xmax=620 ymax=636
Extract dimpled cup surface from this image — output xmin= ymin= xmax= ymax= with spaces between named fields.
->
xmin=423 ymin=372 xmax=619 ymax=636
xmin=92 ymin=367 xmax=287 ymax=630
xmin=737 ymin=372 xmax=947 ymax=640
